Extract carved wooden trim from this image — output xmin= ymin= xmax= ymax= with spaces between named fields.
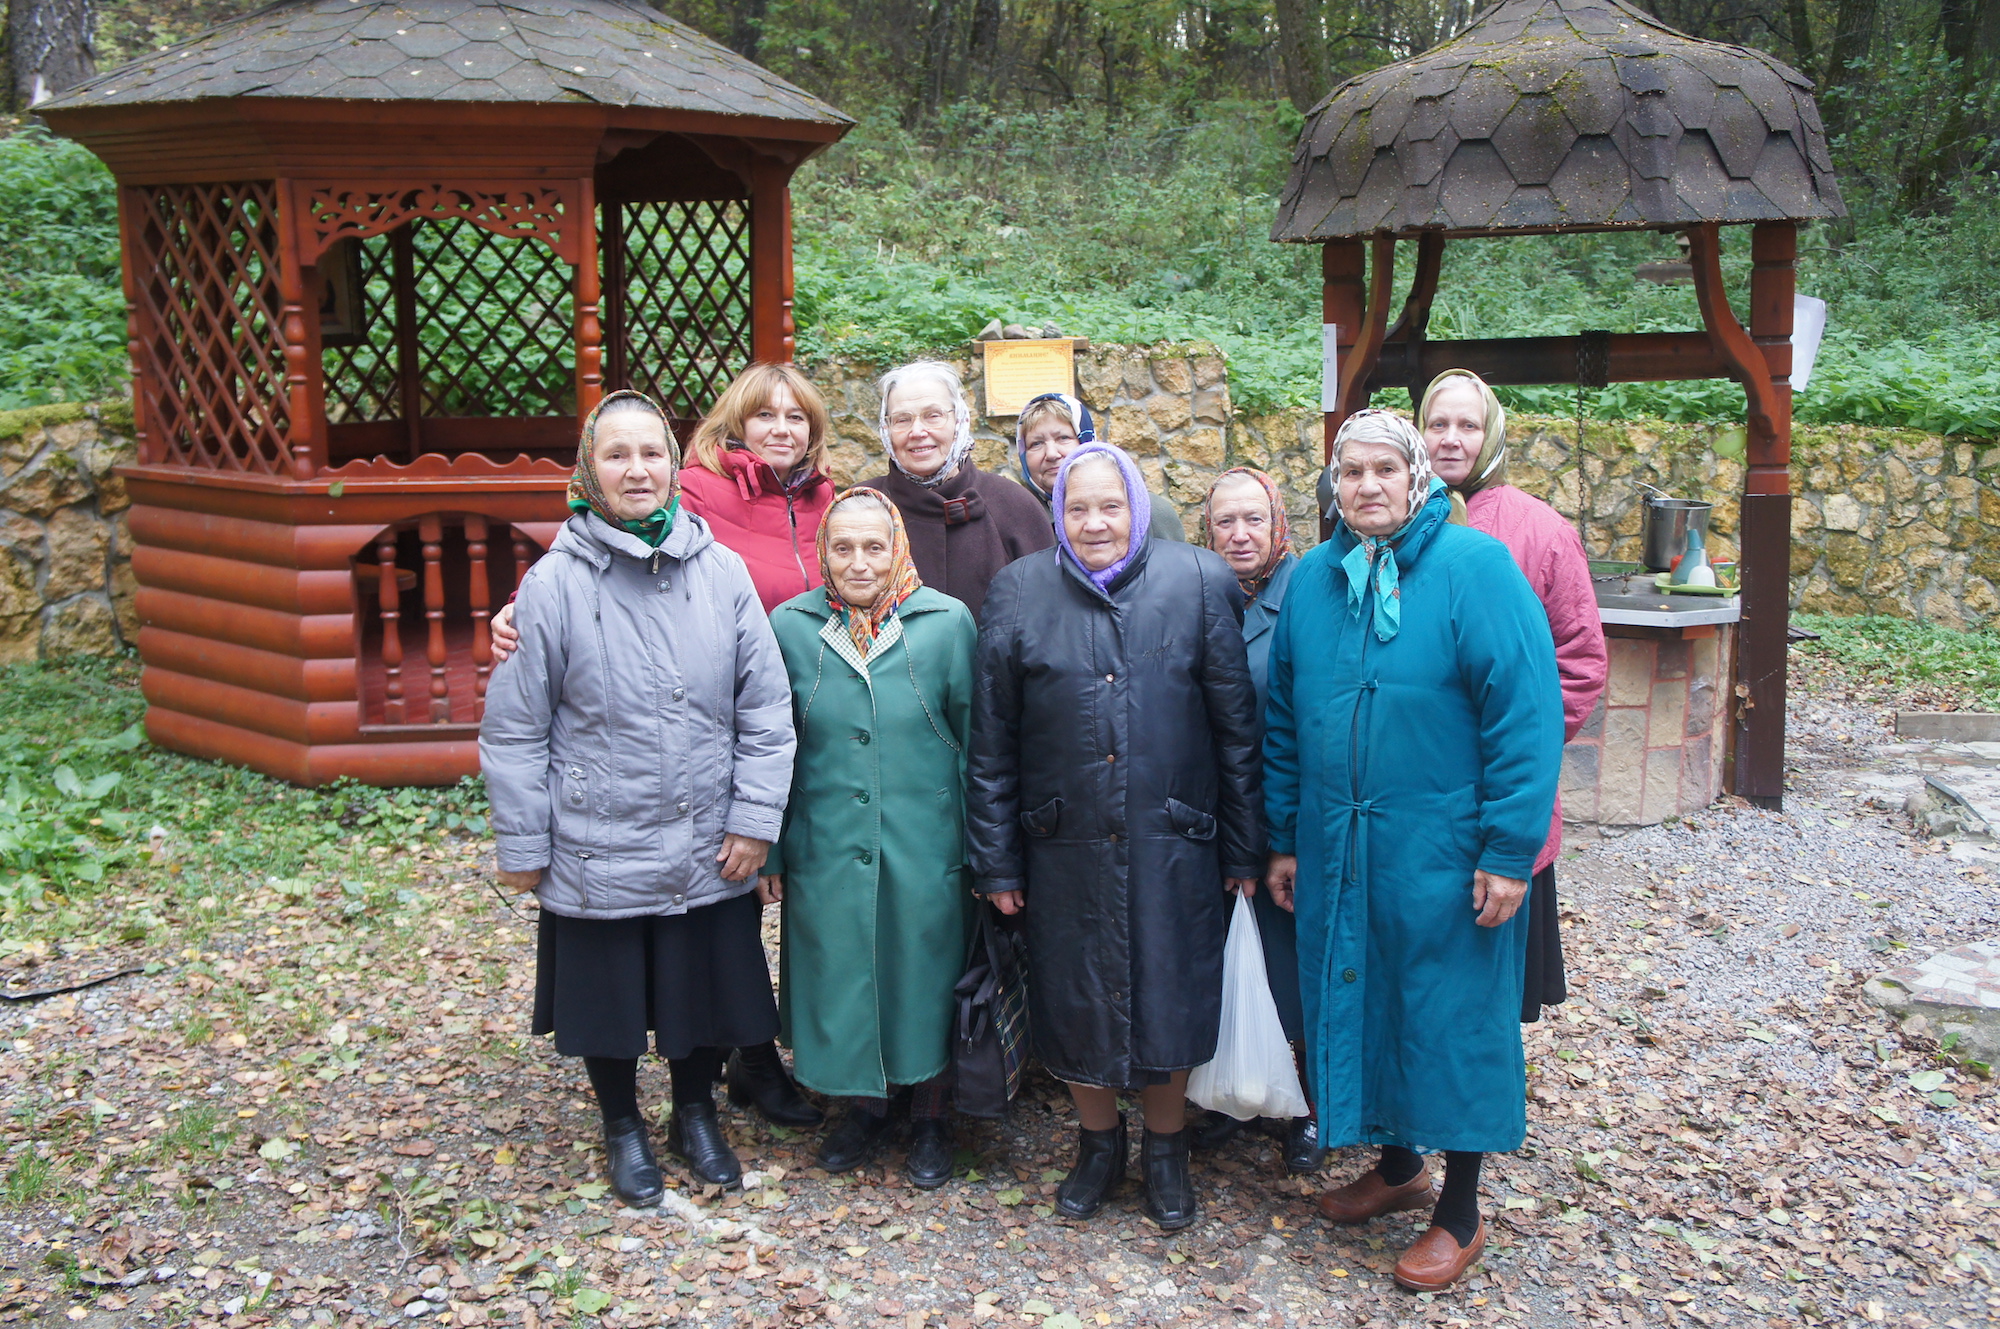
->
xmin=298 ymin=180 xmax=582 ymax=265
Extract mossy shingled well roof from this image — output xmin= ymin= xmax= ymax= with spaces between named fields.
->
xmin=1273 ymin=0 xmax=1842 ymax=240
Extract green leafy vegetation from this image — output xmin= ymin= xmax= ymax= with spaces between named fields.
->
xmin=5 ymin=1 xmax=1998 ymax=430
xmin=0 ymin=657 xmax=490 ymax=948
xmin=1792 ymin=614 xmax=2000 ymax=709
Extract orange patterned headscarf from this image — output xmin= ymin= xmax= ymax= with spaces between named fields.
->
xmin=818 ymin=488 xmax=922 ymax=657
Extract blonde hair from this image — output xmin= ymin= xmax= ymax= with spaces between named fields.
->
xmin=1017 ymin=396 xmax=1076 ymax=439
xmin=686 ymin=363 xmax=832 ymax=477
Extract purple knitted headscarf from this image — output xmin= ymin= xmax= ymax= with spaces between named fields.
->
xmin=1051 ymin=442 xmax=1152 ymax=591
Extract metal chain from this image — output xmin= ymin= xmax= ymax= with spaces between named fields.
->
xmin=1574 ymin=330 xmax=1612 ymax=551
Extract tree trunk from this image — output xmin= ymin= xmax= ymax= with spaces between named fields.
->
xmin=1274 ymin=0 xmax=1329 ymax=112
xmin=726 ymin=0 xmax=768 ymax=63
xmin=1818 ymin=0 xmax=1877 ymax=138
xmin=1784 ymin=0 xmax=1815 ymax=74
xmin=6 ymin=0 xmax=95 ymax=111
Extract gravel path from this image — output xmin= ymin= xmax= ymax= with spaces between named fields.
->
xmin=5 ymin=654 xmax=1998 ymax=1329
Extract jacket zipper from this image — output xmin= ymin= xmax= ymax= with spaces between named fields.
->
xmin=787 ymin=495 xmax=810 ymax=592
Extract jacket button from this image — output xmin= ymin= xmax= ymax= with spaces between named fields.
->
xmin=857 ymin=791 xmax=870 ymax=804
xmin=859 ymin=850 xmax=873 ymax=864
xmin=1105 ymin=753 xmax=1116 ymax=763
xmin=672 ymin=687 xmax=686 ymax=701
xmin=677 ymin=800 xmax=689 ymax=814
xmin=1105 ymin=673 xmax=1114 ymax=682
xmin=1108 ymin=833 xmax=1119 ymax=843
xmin=1343 ymin=968 xmax=1358 ymax=983
xmin=674 ymin=894 xmax=686 ymax=905
xmin=858 ymin=732 xmax=872 ymax=745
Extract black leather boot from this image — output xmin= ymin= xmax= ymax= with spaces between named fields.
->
xmin=1284 ymin=1116 xmax=1326 ymax=1174
xmin=666 ymin=1101 xmax=742 ymax=1187
xmin=817 ymin=1105 xmax=898 ymax=1173
xmin=1141 ymin=1127 xmax=1197 ymax=1231
xmin=602 ymin=1115 xmax=664 ymax=1208
xmin=1055 ymin=1116 xmax=1126 ymax=1219
xmin=726 ymin=1042 xmax=825 ymax=1128
xmin=905 ymin=1117 xmax=955 ymax=1189
xmin=1188 ymin=1108 xmax=1248 ymax=1153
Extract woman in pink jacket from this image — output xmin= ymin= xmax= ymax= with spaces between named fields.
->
xmin=1420 ymin=370 xmax=1608 ymax=1021
xmin=677 ymin=364 xmax=838 ymax=614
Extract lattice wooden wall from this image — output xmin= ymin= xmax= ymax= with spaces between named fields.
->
xmin=604 ymin=200 xmax=752 ymax=420
xmin=128 ymin=182 xmax=291 ymax=473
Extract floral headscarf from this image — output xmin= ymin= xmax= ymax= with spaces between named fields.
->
xmin=1014 ymin=392 xmax=1097 ymax=502
xmin=819 ymin=488 xmax=922 ymax=657
xmin=568 ymin=390 xmax=681 ymax=548
xmin=1203 ymin=467 xmax=1292 ymax=602
xmin=1419 ymin=368 xmax=1509 ymax=499
xmin=879 ymin=361 xmax=975 ymax=490
xmin=1330 ymin=409 xmax=1445 ymax=643
xmin=1051 ymin=443 xmax=1152 ymax=591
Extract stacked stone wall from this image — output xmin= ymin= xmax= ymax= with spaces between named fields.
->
xmin=6 ymin=347 xmax=1994 ymax=660
xmin=0 ymin=402 xmax=137 ymax=661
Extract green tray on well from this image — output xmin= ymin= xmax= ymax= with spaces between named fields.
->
xmin=1652 ymin=573 xmax=1736 ymax=597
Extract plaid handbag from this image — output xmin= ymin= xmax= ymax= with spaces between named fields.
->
xmin=953 ymin=904 xmax=1030 ymax=1118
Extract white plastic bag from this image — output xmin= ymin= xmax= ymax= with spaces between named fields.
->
xmin=1186 ymin=891 xmax=1309 ymax=1122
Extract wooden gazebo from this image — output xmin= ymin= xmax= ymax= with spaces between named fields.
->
xmin=1275 ymin=0 xmax=1842 ymax=809
xmin=40 ymin=0 xmax=850 ymax=785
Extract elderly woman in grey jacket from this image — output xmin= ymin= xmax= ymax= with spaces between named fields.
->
xmin=480 ymin=390 xmax=796 ymax=1208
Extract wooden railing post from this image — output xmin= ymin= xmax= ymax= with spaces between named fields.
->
xmin=574 ymin=176 xmax=604 ymax=417
xmin=377 ymin=532 xmax=405 ymax=725
xmin=420 ymin=514 xmax=450 ymax=723
xmin=467 ymin=516 xmax=493 ymax=718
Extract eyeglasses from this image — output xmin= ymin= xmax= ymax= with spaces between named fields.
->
xmin=888 ymin=409 xmax=953 ymax=431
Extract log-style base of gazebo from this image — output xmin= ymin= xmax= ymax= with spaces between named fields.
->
xmin=125 ymin=459 xmax=567 ymax=784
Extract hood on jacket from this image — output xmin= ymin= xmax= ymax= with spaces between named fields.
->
xmin=553 ymin=508 xmax=716 ymax=571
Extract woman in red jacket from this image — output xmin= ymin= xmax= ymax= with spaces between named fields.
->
xmin=678 ymin=363 xmax=838 ymax=613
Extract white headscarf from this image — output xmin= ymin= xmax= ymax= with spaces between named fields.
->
xmin=1329 ymin=408 xmax=1436 ymax=528
xmin=878 ymin=360 xmax=975 ymax=490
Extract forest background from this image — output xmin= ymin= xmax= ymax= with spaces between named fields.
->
xmin=2 ymin=0 xmax=1999 ymax=432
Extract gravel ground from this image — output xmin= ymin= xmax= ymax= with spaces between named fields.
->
xmin=5 ymin=653 xmax=1999 ymax=1329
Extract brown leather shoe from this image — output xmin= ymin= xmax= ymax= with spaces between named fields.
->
xmin=1315 ymin=1166 xmax=1435 ymax=1224
xmin=1392 ymin=1219 xmax=1486 ymax=1292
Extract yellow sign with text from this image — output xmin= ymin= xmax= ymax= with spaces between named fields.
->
xmin=982 ymin=338 xmax=1078 ymax=417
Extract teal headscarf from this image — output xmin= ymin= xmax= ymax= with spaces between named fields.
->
xmin=1331 ymin=409 xmax=1440 ymax=643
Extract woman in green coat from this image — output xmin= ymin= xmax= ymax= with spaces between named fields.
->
xmin=761 ymin=487 xmax=977 ymax=1189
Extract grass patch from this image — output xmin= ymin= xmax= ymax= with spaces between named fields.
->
xmin=0 ymin=656 xmax=491 ymax=953
xmin=1792 ymin=614 xmax=2000 ymax=710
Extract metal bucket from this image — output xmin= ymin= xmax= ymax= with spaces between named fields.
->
xmin=1641 ymin=496 xmax=1712 ymax=571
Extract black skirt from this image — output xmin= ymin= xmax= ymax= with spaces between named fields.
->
xmin=532 ymin=891 xmax=779 ymax=1060
xmin=1520 ymin=865 xmax=1567 ymax=1023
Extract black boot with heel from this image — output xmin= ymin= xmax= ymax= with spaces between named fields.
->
xmin=1141 ymin=1127 xmax=1198 ymax=1230
xmin=726 ymin=1041 xmax=824 ymax=1128
xmin=1055 ymin=1116 xmax=1127 ymax=1219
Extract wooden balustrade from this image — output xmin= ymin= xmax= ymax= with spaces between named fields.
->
xmin=364 ymin=516 xmax=538 ymax=729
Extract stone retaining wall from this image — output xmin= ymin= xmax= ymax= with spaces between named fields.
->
xmin=0 ymin=402 xmax=136 ymax=661
xmin=6 ymin=346 xmax=1995 ymax=660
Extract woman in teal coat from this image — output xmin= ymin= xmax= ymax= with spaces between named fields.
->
xmin=1264 ymin=411 xmax=1561 ymax=1292
xmin=762 ymin=488 xmax=977 ymax=1190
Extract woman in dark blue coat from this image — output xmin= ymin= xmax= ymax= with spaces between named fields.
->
xmin=968 ymin=443 xmax=1262 ymax=1231
xmin=1264 ymin=411 xmax=1561 ymax=1291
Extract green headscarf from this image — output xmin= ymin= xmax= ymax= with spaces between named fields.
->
xmin=567 ymin=390 xmax=680 ymax=548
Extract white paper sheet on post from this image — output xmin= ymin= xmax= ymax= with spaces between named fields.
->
xmin=1791 ymin=294 xmax=1827 ymax=394
xmin=1321 ymin=324 xmax=1340 ymax=412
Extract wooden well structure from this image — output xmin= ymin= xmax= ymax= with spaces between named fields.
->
xmin=40 ymin=0 xmax=849 ymax=785
xmin=1274 ymin=0 xmax=1843 ymax=809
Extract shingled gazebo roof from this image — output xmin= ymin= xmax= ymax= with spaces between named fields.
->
xmin=1272 ymin=0 xmax=1842 ymax=241
xmin=38 ymin=0 xmax=848 ymax=126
